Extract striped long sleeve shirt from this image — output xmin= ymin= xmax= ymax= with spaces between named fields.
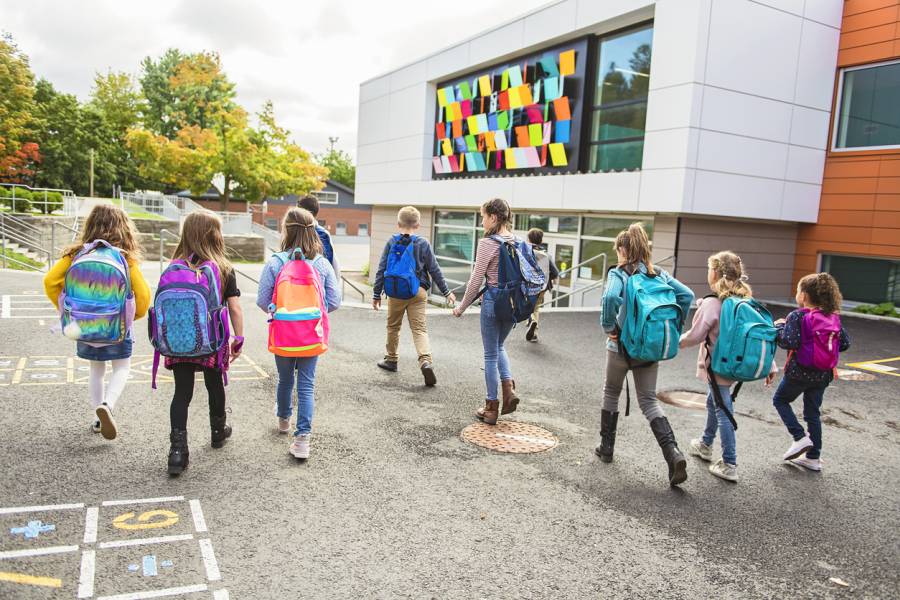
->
xmin=458 ymin=233 xmax=516 ymax=313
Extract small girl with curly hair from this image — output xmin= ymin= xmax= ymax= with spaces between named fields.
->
xmin=772 ymin=273 xmax=850 ymax=472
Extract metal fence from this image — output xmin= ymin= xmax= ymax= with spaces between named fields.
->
xmin=119 ymin=191 xmax=182 ymax=221
xmin=0 ymin=183 xmax=77 ymax=216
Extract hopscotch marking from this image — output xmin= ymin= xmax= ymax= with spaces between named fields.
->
xmin=0 ymin=497 xmax=228 ymax=598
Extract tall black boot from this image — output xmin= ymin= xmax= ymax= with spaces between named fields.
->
xmin=594 ymin=410 xmax=619 ymax=463
xmin=210 ymin=415 xmax=232 ymax=449
xmin=167 ymin=430 xmax=189 ymax=476
xmin=649 ymin=417 xmax=687 ymax=486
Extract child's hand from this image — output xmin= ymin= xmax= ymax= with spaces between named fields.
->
xmin=608 ymin=332 xmax=619 ymax=341
xmin=452 ymin=307 xmax=463 ymax=318
xmin=447 ymin=292 xmax=457 ymax=306
xmin=230 ymin=336 xmax=244 ymax=363
xmin=372 ymin=298 xmax=381 ymax=311
xmin=765 ymin=372 xmax=776 ymax=387
xmin=774 ymin=318 xmax=786 ymax=326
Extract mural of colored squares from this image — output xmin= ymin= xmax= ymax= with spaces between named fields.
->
xmin=433 ymin=38 xmax=588 ymax=177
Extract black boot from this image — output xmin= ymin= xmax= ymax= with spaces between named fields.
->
xmin=649 ymin=417 xmax=687 ymax=486
xmin=167 ymin=430 xmax=189 ymax=476
xmin=594 ymin=410 xmax=619 ymax=463
xmin=210 ymin=415 xmax=232 ymax=449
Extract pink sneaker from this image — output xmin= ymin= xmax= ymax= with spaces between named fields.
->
xmin=790 ymin=456 xmax=822 ymax=472
xmin=278 ymin=418 xmax=291 ymax=434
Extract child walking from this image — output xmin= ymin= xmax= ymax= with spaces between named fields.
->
xmin=524 ymin=228 xmax=559 ymax=343
xmin=596 ymin=223 xmax=694 ymax=486
xmin=679 ymin=251 xmax=776 ymax=482
xmin=257 ymin=208 xmax=340 ymax=460
xmin=44 ymin=204 xmax=150 ymax=440
xmin=452 ymin=198 xmax=522 ymax=425
xmin=372 ymin=206 xmax=456 ymax=386
xmin=160 ymin=211 xmax=244 ymax=475
xmin=773 ymin=273 xmax=850 ymax=472
xmin=298 ymin=195 xmax=340 ymax=280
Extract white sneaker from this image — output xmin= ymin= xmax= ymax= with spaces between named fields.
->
xmin=289 ymin=434 xmax=310 ymax=460
xmin=783 ymin=436 xmax=814 ymax=461
xmin=278 ymin=418 xmax=291 ymax=434
xmin=91 ymin=419 xmax=101 ymax=433
xmin=688 ymin=438 xmax=713 ymax=462
xmin=709 ymin=459 xmax=738 ymax=482
xmin=790 ymin=456 xmax=822 ymax=472
xmin=95 ymin=403 xmax=117 ymax=440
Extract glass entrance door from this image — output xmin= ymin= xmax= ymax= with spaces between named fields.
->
xmin=548 ymin=241 xmax=575 ymax=308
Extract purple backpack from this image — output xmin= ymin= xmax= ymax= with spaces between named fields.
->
xmin=148 ymin=258 xmax=230 ymax=388
xmin=796 ymin=308 xmax=841 ymax=370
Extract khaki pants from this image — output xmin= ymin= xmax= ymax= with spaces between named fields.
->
xmin=385 ymin=288 xmax=431 ymax=366
xmin=530 ymin=291 xmax=546 ymax=328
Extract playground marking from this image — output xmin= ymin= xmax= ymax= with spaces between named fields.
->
xmin=0 ymin=545 xmax=79 ymax=560
xmin=0 ymin=502 xmax=85 ymax=515
xmin=189 ymin=499 xmax=207 ymax=533
xmin=846 ymin=356 xmax=900 ymax=378
xmin=0 ymin=570 xmax=62 ymax=588
xmin=78 ymin=549 xmax=95 ymax=598
xmin=96 ymin=583 xmax=208 ymax=600
xmin=99 ymin=534 xmax=194 ymax=549
xmin=112 ymin=510 xmax=179 ymax=531
xmin=198 ymin=538 xmax=221 ymax=581
xmin=103 ymin=496 xmax=184 ymax=507
xmin=84 ymin=507 xmax=99 ymax=543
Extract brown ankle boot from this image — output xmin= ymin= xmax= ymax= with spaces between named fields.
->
xmin=475 ymin=400 xmax=500 ymax=425
xmin=501 ymin=379 xmax=519 ymax=415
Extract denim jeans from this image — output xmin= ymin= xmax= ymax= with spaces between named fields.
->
xmin=772 ymin=377 xmax=826 ymax=459
xmin=480 ymin=288 xmax=514 ymax=401
xmin=703 ymin=384 xmax=737 ymax=465
xmin=274 ymin=355 xmax=319 ymax=436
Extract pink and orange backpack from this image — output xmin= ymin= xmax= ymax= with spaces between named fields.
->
xmin=267 ymin=249 xmax=330 ymax=357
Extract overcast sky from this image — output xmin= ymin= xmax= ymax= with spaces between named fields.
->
xmin=3 ymin=0 xmax=550 ymax=158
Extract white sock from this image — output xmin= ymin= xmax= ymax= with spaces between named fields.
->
xmin=89 ymin=361 xmax=106 ymax=409
xmin=103 ymin=358 xmax=130 ymax=410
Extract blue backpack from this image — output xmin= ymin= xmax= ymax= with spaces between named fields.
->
xmin=484 ymin=235 xmax=545 ymax=323
xmin=383 ymin=234 xmax=420 ymax=299
xmin=618 ymin=270 xmax=685 ymax=363
xmin=316 ymin=225 xmax=334 ymax=266
xmin=710 ymin=297 xmax=777 ymax=383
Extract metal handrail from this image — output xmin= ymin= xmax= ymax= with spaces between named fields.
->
xmin=557 ymin=252 xmax=608 ymax=279
xmin=341 ymin=274 xmax=368 ymax=303
xmin=158 ymin=229 xmax=180 ymax=272
xmin=233 ymin=267 xmax=258 ymax=285
xmin=50 ymin=220 xmax=81 ymax=263
xmin=539 ymin=253 xmax=608 ymax=308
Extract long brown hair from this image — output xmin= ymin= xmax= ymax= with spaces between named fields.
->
xmin=481 ymin=197 xmax=512 ymax=237
xmin=798 ymin=273 xmax=843 ymax=314
xmin=614 ymin=222 xmax=654 ymax=275
xmin=280 ymin=207 xmax=323 ymax=257
xmin=171 ymin=210 xmax=232 ymax=280
xmin=64 ymin=204 xmax=141 ymax=260
xmin=708 ymin=251 xmax=753 ymax=299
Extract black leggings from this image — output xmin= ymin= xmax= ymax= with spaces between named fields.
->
xmin=170 ymin=365 xmax=226 ymax=430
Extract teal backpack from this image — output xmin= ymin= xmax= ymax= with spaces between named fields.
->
xmin=619 ymin=270 xmax=685 ymax=363
xmin=705 ymin=296 xmax=777 ymax=430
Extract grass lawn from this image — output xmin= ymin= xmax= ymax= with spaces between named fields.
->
xmin=1 ymin=247 xmax=45 ymax=271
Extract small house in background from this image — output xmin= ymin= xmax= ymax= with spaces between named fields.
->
xmin=180 ymin=179 xmax=371 ymax=237
xmin=255 ymin=180 xmax=370 ymax=237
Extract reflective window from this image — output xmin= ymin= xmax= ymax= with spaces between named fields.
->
xmin=514 ymin=214 xmax=579 ymax=235
xmin=435 ymin=210 xmax=476 ymax=226
xmin=835 ymin=60 xmax=900 ymax=150
xmin=823 ymin=255 xmax=900 ymax=304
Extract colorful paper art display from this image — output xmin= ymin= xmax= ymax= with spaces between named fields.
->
xmin=433 ymin=42 xmax=583 ymax=175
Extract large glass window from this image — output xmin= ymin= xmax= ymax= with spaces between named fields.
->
xmin=589 ymin=24 xmax=653 ymax=172
xmin=513 ymin=214 xmax=579 ymax=235
xmin=822 ymin=255 xmax=900 ymax=305
xmin=834 ymin=60 xmax=900 ymax=150
xmin=433 ymin=210 xmax=481 ymax=292
xmin=578 ymin=216 xmax=653 ymax=281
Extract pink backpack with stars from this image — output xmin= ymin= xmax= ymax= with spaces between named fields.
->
xmin=795 ymin=308 xmax=841 ymax=370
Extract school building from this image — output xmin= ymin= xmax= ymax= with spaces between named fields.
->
xmin=355 ymin=0 xmax=899 ymax=306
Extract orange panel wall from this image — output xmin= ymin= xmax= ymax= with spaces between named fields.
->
xmin=792 ymin=0 xmax=900 ymax=287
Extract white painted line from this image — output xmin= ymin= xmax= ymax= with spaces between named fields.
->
xmin=213 ymin=589 xmax=230 ymax=600
xmin=494 ymin=433 xmax=556 ymax=446
xmin=198 ymin=538 xmax=221 ymax=581
xmin=189 ymin=499 xmax=207 ymax=533
xmin=96 ymin=584 xmax=208 ymax=600
xmin=858 ymin=362 xmax=898 ymax=373
xmin=0 ymin=502 xmax=85 ymax=515
xmin=78 ymin=549 xmax=96 ymax=598
xmin=83 ymin=506 xmax=99 ymax=544
xmin=98 ymin=534 xmax=194 ymax=549
xmin=1 ymin=296 xmax=10 ymax=319
xmin=101 ymin=496 xmax=184 ymax=506
xmin=0 ymin=544 xmax=79 ymax=560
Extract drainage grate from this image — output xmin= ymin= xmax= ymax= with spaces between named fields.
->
xmin=461 ymin=421 xmax=558 ymax=454
xmin=656 ymin=390 xmax=707 ymax=410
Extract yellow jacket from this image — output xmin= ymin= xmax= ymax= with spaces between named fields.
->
xmin=43 ymin=254 xmax=151 ymax=319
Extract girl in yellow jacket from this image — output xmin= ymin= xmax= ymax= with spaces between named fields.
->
xmin=44 ymin=204 xmax=150 ymax=440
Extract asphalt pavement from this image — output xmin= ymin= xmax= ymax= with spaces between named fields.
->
xmin=1 ymin=267 xmax=898 ymax=599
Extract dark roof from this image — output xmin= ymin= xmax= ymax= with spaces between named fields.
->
xmin=324 ymin=179 xmax=354 ymax=196
xmin=174 ymin=179 xmax=353 ymax=203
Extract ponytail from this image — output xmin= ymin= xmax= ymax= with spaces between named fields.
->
xmin=614 ymin=223 xmax=655 ymax=275
xmin=708 ymin=251 xmax=752 ymax=299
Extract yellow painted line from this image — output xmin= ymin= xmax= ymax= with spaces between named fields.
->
xmin=848 ymin=356 xmax=900 ymax=365
xmin=0 ymin=570 xmax=62 ymax=588
xmin=10 ymin=357 xmax=26 ymax=384
xmin=847 ymin=356 xmax=900 ymax=377
xmin=113 ymin=509 xmax=179 ymax=531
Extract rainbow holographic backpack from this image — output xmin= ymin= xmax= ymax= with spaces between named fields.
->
xmin=59 ymin=240 xmax=133 ymax=345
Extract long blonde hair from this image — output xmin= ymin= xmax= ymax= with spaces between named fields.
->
xmin=708 ymin=251 xmax=752 ymax=299
xmin=614 ymin=223 xmax=654 ymax=275
xmin=64 ymin=204 xmax=141 ymax=260
xmin=172 ymin=210 xmax=232 ymax=281
xmin=798 ymin=273 xmax=842 ymax=314
xmin=481 ymin=198 xmax=512 ymax=237
xmin=280 ymin=207 xmax=323 ymax=257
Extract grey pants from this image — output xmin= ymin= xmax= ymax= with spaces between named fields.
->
xmin=602 ymin=349 xmax=665 ymax=422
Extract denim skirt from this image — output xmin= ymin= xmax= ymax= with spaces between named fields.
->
xmin=76 ymin=337 xmax=133 ymax=361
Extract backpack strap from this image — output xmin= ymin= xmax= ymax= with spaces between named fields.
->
xmin=151 ymin=350 xmax=160 ymax=390
xmin=289 ymin=247 xmax=307 ymax=261
xmin=704 ymin=335 xmax=738 ymax=430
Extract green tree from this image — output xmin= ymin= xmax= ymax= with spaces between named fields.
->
xmin=0 ymin=33 xmax=39 ymax=181
xmin=89 ymin=70 xmax=145 ymax=191
xmin=316 ymin=147 xmax=356 ymax=189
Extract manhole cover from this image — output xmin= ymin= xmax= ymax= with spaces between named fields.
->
xmin=836 ymin=368 xmax=877 ymax=381
xmin=656 ymin=390 xmax=706 ymax=410
xmin=461 ymin=421 xmax=558 ymax=453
